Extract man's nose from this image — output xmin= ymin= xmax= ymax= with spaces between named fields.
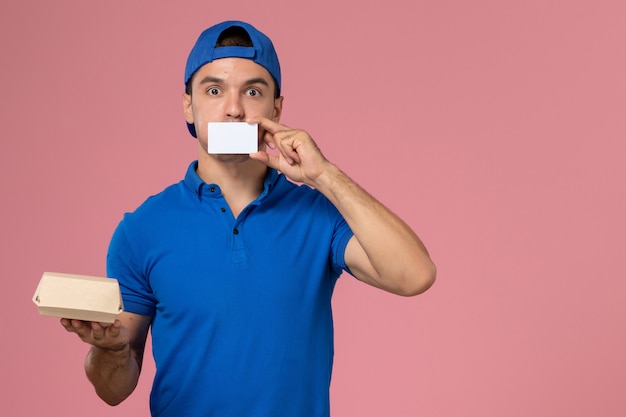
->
xmin=225 ymin=93 xmax=244 ymax=120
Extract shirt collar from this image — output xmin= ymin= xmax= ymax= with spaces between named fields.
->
xmin=183 ymin=160 xmax=281 ymax=198
xmin=183 ymin=161 xmax=204 ymax=196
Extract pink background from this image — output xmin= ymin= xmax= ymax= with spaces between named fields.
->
xmin=1 ymin=1 xmax=625 ymax=416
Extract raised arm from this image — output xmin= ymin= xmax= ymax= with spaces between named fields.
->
xmin=315 ymin=165 xmax=435 ymax=295
xmin=249 ymin=117 xmax=436 ymax=296
xmin=61 ymin=311 xmax=151 ymax=405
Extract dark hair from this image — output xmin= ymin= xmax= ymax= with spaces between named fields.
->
xmin=215 ymin=26 xmax=253 ymax=48
xmin=185 ymin=27 xmax=280 ymax=97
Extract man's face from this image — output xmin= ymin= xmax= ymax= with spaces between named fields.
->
xmin=183 ymin=57 xmax=282 ymax=161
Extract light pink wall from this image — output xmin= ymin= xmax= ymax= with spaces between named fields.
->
xmin=2 ymin=1 xmax=625 ymax=416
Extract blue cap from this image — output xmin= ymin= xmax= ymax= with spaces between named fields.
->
xmin=184 ymin=21 xmax=282 ymax=138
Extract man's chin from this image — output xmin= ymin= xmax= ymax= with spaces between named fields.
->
xmin=214 ymin=154 xmax=251 ymax=163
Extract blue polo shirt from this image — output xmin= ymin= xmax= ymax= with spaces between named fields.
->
xmin=107 ymin=161 xmax=354 ymax=417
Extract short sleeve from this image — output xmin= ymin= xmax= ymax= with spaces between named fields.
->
xmin=107 ymin=218 xmax=156 ymax=317
xmin=326 ymin=200 xmax=355 ymax=278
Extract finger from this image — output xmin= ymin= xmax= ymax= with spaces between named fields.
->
xmin=256 ymin=128 xmax=298 ymax=166
xmin=266 ymin=152 xmax=285 ymax=169
xmin=60 ymin=318 xmax=77 ymax=333
xmin=249 ymin=150 xmax=270 ymax=166
xmin=248 ymin=116 xmax=289 ymax=135
xmin=259 ymin=128 xmax=276 ymax=150
xmin=107 ymin=320 xmax=122 ymax=338
xmin=250 ymin=150 xmax=282 ymax=170
xmin=273 ymin=133 xmax=301 ymax=165
xmin=70 ymin=319 xmax=83 ymax=327
xmin=70 ymin=319 xmax=91 ymax=333
xmin=91 ymin=322 xmax=107 ymax=340
xmin=62 ymin=319 xmax=92 ymax=338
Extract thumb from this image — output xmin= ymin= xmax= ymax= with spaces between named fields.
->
xmin=249 ymin=151 xmax=280 ymax=170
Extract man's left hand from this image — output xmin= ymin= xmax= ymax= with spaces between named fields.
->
xmin=248 ymin=117 xmax=331 ymax=186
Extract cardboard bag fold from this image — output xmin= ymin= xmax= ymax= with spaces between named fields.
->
xmin=33 ymin=272 xmax=124 ymax=323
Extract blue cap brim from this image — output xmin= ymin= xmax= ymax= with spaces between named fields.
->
xmin=187 ymin=122 xmax=197 ymax=138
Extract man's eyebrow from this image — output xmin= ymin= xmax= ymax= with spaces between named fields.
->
xmin=197 ymin=76 xmax=271 ymax=88
xmin=198 ymin=76 xmax=224 ymax=85
xmin=244 ymin=77 xmax=270 ymax=87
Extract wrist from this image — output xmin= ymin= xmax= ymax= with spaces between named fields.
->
xmin=86 ymin=345 xmax=132 ymax=381
xmin=310 ymin=162 xmax=343 ymax=192
xmin=89 ymin=343 xmax=130 ymax=364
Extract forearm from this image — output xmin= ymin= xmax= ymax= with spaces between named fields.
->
xmin=85 ymin=344 xmax=140 ymax=406
xmin=313 ymin=163 xmax=436 ymax=295
xmin=248 ymin=117 xmax=436 ymax=293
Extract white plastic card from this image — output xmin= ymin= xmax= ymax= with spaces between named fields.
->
xmin=207 ymin=122 xmax=258 ymax=154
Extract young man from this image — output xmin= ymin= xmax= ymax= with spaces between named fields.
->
xmin=61 ymin=20 xmax=435 ymax=417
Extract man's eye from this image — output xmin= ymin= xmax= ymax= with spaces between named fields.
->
xmin=246 ymin=88 xmax=260 ymax=97
xmin=208 ymin=87 xmax=220 ymax=95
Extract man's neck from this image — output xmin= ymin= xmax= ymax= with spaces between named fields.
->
xmin=196 ymin=149 xmax=268 ymax=217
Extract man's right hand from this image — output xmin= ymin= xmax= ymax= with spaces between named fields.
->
xmin=60 ymin=312 xmax=151 ymax=406
xmin=60 ymin=318 xmax=130 ymax=352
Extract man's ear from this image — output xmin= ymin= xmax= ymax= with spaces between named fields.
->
xmin=183 ymin=93 xmax=194 ymax=124
xmin=272 ymin=96 xmax=284 ymax=122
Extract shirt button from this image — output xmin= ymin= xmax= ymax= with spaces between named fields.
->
xmin=209 ymin=187 xmax=216 ymax=193
xmin=220 ymin=208 xmax=226 ymax=213
xmin=233 ymin=228 xmax=239 ymax=235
